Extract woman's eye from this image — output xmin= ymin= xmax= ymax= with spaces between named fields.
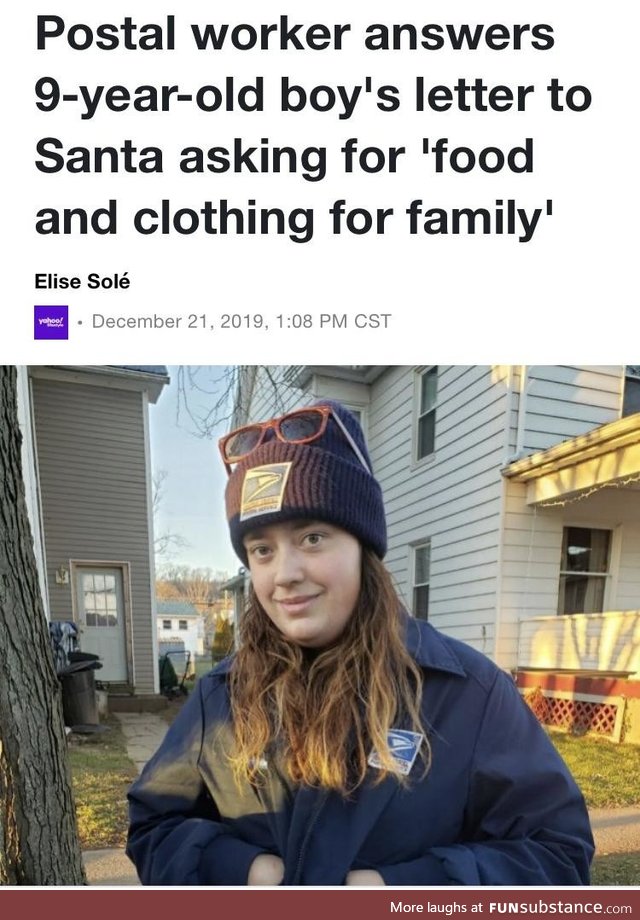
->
xmin=248 ymin=544 xmax=271 ymax=558
xmin=303 ymin=532 xmax=324 ymax=547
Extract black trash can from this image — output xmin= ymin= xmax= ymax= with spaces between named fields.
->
xmin=60 ymin=665 xmax=99 ymax=726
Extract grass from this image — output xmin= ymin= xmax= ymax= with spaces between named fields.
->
xmin=549 ymin=731 xmax=640 ymax=885
xmin=68 ymin=715 xmax=138 ymax=849
xmin=550 ymin=731 xmax=640 ymax=808
xmin=591 ymin=853 xmax=640 ymax=885
xmin=195 ymin=656 xmax=217 ymax=680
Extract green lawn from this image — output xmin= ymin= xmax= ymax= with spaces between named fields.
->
xmin=68 ymin=715 xmax=138 ymax=849
xmin=550 ymin=731 xmax=640 ymax=808
xmin=591 ymin=853 xmax=640 ymax=885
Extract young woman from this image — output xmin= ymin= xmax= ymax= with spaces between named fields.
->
xmin=127 ymin=401 xmax=594 ymax=886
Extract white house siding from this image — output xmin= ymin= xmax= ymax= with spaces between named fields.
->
xmin=31 ymin=377 xmax=156 ymax=694
xmin=367 ymin=366 xmax=510 ymax=653
xmin=157 ymin=616 xmax=204 ymax=662
xmin=498 ymin=459 xmax=640 ymax=671
xmin=519 ymin=366 xmax=623 ymax=454
xmin=242 ymin=367 xmax=308 ymax=424
xmin=246 ymin=368 xmax=371 ymax=425
xmin=496 ymin=480 xmax=564 ymax=665
xmin=617 ymin=520 xmax=640 ymax=612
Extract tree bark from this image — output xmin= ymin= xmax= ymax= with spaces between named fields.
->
xmin=0 ymin=366 xmax=86 ymax=884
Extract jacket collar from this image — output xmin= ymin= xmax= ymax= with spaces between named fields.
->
xmin=404 ymin=615 xmax=467 ymax=677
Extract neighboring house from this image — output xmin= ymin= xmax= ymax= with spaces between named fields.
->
xmin=157 ymin=599 xmax=206 ymax=663
xmin=231 ymin=365 xmax=640 ymax=742
xmin=220 ymin=568 xmax=247 ymax=640
xmin=16 ymin=364 xmax=169 ymax=697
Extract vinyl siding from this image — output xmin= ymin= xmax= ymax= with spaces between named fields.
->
xmin=519 ymin=366 xmax=623 ymax=454
xmin=368 ymin=366 xmax=509 ymax=653
xmin=496 ymin=479 xmax=564 ymax=664
xmin=498 ymin=476 xmax=640 ymax=670
xmin=244 ymin=368 xmax=307 ymax=422
xmin=31 ymin=378 xmax=156 ymax=694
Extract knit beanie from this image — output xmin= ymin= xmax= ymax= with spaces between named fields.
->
xmin=224 ymin=400 xmax=387 ymax=564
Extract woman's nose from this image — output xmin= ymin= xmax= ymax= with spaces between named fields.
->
xmin=273 ymin=549 xmax=304 ymax=586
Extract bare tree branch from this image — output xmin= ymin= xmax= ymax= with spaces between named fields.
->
xmin=152 ymin=469 xmax=189 ymax=562
xmin=173 ymin=365 xmax=306 ymax=437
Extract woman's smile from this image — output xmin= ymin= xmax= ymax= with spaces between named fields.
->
xmin=274 ymin=593 xmax=322 ymax=615
xmin=244 ymin=520 xmax=361 ymax=648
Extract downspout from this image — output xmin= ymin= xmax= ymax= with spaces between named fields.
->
xmin=142 ymin=390 xmax=158 ymax=694
xmin=494 ymin=366 xmax=516 ymax=669
xmin=514 ymin=365 xmax=529 ymax=459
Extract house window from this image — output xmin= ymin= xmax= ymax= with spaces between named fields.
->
xmin=162 ymin=619 xmax=171 ymax=630
xmin=413 ymin=542 xmax=431 ymax=620
xmin=622 ymin=366 xmax=640 ymax=417
xmin=416 ymin=367 xmax=438 ymax=460
xmin=178 ymin=619 xmax=188 ymax=630
xmin=558 ymin=527 xmax=611 ymax=615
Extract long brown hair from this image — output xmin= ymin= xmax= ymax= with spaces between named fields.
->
xmin=228 ymin=548 xmax=428 ymax=795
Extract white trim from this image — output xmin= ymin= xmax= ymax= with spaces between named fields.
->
xmin=70 ymin=560 xmax=133 ymax=682
xmin=495 ymin=367 xmax=516 ymax=666
xmin=607 ymin=524 xmax=622 ymax=611
xmin=519 ymin=688 xmax=627 ymax=743
xmin=16 ymin=368 xmax=50 ymax=615
xmin=617 ymin=366 xmax=626 ymax=418
xmin=28 ymin=365 xmax=169 ymax=403
xmin=557 ymin=524 xmax=614 ymax=616
xmin=143 ymin=390 xmax=160 ymax=695
xmin=410 ymin=538 xmax=431 ymax=620
xmin=412 ymin=366 xmax=438 ymax=467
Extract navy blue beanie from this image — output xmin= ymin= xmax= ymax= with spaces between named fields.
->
xmin=224 ymin=400 xmax=387 ymax=564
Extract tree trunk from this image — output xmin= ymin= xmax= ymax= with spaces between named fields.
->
xmin=0 ymin=366 xmax=86 ymax=884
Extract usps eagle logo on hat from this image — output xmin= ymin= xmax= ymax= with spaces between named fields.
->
xmin=240 ymin=462 xmax=293 ymax=521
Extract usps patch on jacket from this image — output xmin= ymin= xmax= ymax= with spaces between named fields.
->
xmin=368 ymin=729 xmax=425 ymax=775
xmin=240 ymin=462 xmax=292 ymax=520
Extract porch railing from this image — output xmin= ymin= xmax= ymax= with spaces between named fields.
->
xmin=517 ymin=610 xmax=640 ymax=675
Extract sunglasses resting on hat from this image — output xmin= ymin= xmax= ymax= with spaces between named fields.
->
xmin=219 ymin=406 xmax=371 ymax=475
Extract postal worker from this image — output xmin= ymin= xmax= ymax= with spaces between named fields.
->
xmin=127 ymin=400 xmax=594 ymax=886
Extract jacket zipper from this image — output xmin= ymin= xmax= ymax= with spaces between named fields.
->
xmin=291 ymin=792 xmax=327 ymax=885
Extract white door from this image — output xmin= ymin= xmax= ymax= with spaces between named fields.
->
xmin=75 ymin=566 xmax=128 ymax=681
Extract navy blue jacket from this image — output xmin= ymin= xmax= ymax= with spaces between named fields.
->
xmin=127 ymin=619 xmax=594 ymax=886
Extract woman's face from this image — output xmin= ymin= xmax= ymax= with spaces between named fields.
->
xmin=243 ymin=519 xmax=362 ymax=648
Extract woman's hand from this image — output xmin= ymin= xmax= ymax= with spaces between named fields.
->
xmin=345 ymin=869 xmax=385 ymax=886
xmin=247 ymin=854 xmax=285 ymax=886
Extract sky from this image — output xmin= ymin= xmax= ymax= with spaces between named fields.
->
xmin=148 ymin=366 xmax=242 ymax=578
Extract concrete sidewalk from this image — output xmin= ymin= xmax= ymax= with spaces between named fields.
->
xmin=82 ymin=712 xmax=640 ymax=886
xmin=114 ymin=711 xmax=169 ymax=775
xmin=83 ymin=711 xmax=168 ymax=886
xmin=589 ymin=806 xmax=640 ymax=856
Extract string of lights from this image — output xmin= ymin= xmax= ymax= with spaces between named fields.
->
xmin=538 ymin=472 xmax=640 ymax=508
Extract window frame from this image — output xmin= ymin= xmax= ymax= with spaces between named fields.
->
xmin=178 ymin=619 xmax=188 ymax=631
xmin=557 ymin=525 xmax=614 ymax=616
xmin=622 ymin=366 xmax=640 ymax=417
xmin=162 ymin=619 xmax=172 ymax=631
xmin=413 ymin=367 xmax=438 ymax=463
xmin=411 ymin=539 xmax=431 ymax=621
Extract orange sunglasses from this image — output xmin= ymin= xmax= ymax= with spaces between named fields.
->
xmin=218 ymin=405 xmax=371 ymax=475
